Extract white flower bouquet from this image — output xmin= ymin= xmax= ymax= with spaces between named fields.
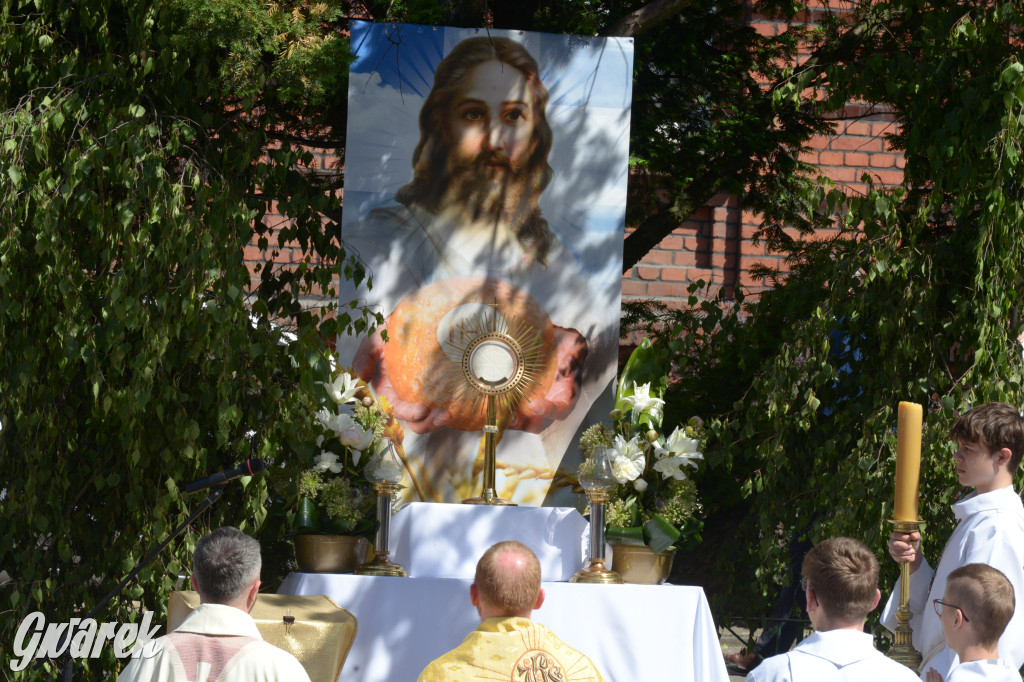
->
xmin=578 ymin=339 xmax=705 ymax=554
xmin=294 ymin=369 xmax=403 ymax=539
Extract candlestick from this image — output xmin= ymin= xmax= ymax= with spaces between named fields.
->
xmin=894 ymin=401 xmax=923 ymax=522
xmin=572 ymin=447 xmax=622 ymax=584
xmin=887 ymin=519 xmax=923 ymax=669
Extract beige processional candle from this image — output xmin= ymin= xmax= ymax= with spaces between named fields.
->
xmin=894 ymin=401 xmax=923 ymax=521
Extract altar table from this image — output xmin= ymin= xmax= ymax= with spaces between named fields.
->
xmin=389 ymin=502 xmax=589 ymax=581
xmin=279 ymin=572 xmax=730 ymax=682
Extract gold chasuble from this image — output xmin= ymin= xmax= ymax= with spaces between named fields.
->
xmin=417 ymin=617 xmax=605 ymax=682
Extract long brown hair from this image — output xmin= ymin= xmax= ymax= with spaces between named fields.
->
xmin=395 ymin=37 xmax=554 ymax=265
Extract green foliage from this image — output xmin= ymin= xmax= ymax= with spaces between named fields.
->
xmin=0 ymin=0 xmax=373 ymax=677
xmin=631 ymin=0 xmax=1024 ymax=625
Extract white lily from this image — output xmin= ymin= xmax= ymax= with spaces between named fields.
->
xmin=621 ymin=381 xmax=665 ymax=419
xmin=610 ymin=434 xmax=645 ymax=484
xmin=341 ymin=429 xmax=377 ymax=467
xmin=652 ymin=455 xmax=695 ymax=481
xmin=633 ymin=477 xmax=648 ymax=492
xmin=653 ymin=426 xmax=704 ymax=465
xmin=314 ymin=451 xmax=343 ymax=473
xmin=318 ymin=409 xmax=358 ymax=437
xmin=322 ymin=372 xmax=360 ymax=405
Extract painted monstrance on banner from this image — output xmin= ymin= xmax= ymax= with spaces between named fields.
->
xmin=338 ymin=21 xmax=634 ymax=506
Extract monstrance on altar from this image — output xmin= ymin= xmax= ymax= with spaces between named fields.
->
xmin=435 ymin=302 xmax=549 ymax=506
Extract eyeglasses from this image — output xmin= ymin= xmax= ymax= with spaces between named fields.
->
xmin=799 ymin=578 xmax=808 ymax=591
xmin=932 ymin=599 xmax=970 ymax=622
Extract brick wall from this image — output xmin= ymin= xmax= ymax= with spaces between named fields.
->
xmin=621 ymin=115 xmax=905 ymax=310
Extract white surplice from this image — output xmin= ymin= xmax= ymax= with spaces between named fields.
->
xmin=746 ymin=629 xmax=921 ymax=681
xmin=881 ymin=486 xmax=1024 ymax=681
xmin=946 ymin=659 xmax=1024 ymax=682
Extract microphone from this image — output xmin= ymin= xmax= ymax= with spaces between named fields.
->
xmin=184 ymin=459 xmax=266 ymax=494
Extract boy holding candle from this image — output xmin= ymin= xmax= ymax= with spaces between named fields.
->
xmin=883 ymin=402 xmax=1024 ymax=681
xmin=925 ymin=563 xmax=1022 ymax=682
xmin=747 ymin=537 xmax=921 ymax=682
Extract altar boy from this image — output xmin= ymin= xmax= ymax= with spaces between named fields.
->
xmin=884 ymin=402 xmax=1024 ymax=681
xmin=925 ymin=563 xmax=1022 ymax=682
xmin=747 ymin=537 xmax=920 ymax=682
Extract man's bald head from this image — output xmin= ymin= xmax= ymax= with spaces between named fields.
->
xmin=474 ymin=541 xmax=542 ymax=616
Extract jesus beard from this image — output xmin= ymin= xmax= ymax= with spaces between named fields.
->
xmin=440 ymin=150 xmax=532 ymax=227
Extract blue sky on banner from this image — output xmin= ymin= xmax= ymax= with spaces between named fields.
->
xmin=344 ymin=21 xmax=634 ymax=278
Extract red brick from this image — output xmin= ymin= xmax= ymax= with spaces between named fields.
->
xmin=808 ymin=135 xmax=830 ymax=150
xmin=712 ymin=205 xmax=735 ymax=222
xmin=243 ymin=246 xmax=264 ymax=261
xmin=845 ymin=152 xmax=869 ymax=167
xmin=799 ymin=150 xmax=818 ymax=164
xmin=825 ymin=167 xmax=857 ymax=182
xmin=674 ymin=251 xmax=697 ymax=266
xmin=647 ymin=282 xmax=689 ymax=298
xmin=740 ymin=240 xmax=770 ymax=257
xmin=896 ymin=156 xmax=907 ymax=169
xmin=869 ymin=154 xmax=896 ymax=168
xmin=621 ymin=281 xmax=647 ymax=296
xmin=843 ymin=121 xmax=872 ymax=137
xmin=660 ymin=235 xmax=684 ymax=250
xmin=637 ymin=266 xmax=660 ymax=281
xmin=818 ymin=151 xmax=844 ymax=166
xmin=660 ymin=267 xmax=689 ymax=282
xmin=871 ymin=169 xmax=904 ymax=186
xmin=685 ymin=268 xmax=713 ymax=283
xmin=830 ymin=136 xmax=884 ymax=152
xmin=642 ymin=250 xmax=674 ymax=265
xmin=872 ymin=121 xmax=897 ymax=137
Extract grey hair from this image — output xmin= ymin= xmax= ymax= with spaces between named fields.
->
xmin=192 ymin=527 xmax=261 ymax=604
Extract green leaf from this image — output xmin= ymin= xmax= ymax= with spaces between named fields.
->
xmin=606 ymin=525 xmax=646 ymax=546
xmin=644 ymin=514 xmax=681 ymax=554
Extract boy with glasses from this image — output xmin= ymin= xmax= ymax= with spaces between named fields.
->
xmin=926 ymin=563 xmax=1022 ymax=682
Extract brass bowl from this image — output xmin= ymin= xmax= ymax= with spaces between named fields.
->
xmin=294 ymin=534 xmax=370 ymax=573
xmin=611 ymin=545 xmax=676 ymax=584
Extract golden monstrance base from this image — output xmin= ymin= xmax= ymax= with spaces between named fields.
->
xmin=462 ymin=489 xmax=517 ymax=506
xmin=354 ymin=553 xmax=407 ymax=577
xmin=570 ymin=560 xmax=622 ymax=584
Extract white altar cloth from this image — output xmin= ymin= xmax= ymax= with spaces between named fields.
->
xmin=279 ymin=572 xmax=729 ymax=682
xmin=389 ymin=502 xmax=589 ymax=581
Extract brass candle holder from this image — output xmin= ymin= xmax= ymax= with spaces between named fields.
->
xmin=886 ymin=518 xmax=922 ymax=669
xmin=572 ymin=447 xmax=622 ymax=584
xmin=355 ymin=444 xmax=407 ymax=577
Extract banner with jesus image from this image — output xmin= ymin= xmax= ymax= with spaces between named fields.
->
xmin=338 ymin=21 xmax=634 ymax=506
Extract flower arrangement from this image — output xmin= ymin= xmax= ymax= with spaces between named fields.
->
xmin=578 ymin=339 xmax=704 ymax=555
xmin=294 ymin=369 xmax=405 ymax=539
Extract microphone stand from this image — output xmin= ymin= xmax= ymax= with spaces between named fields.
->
xmin=59 ymin=484 xmax=228 ymax=682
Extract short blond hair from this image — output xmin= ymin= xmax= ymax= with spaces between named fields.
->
xmin=802 ymin=537 xmax=878 ymax=622
xmin=474 ymin=541 xmax=541 ymax=614
xmin=946 ymin=563 xmax=1015 ymax=647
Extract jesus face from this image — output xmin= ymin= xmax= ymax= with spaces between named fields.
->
xmin=440 ymin=60 xmax=539 ymax=222
xmin=448 ymin=59 xmax=537 ymax=173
